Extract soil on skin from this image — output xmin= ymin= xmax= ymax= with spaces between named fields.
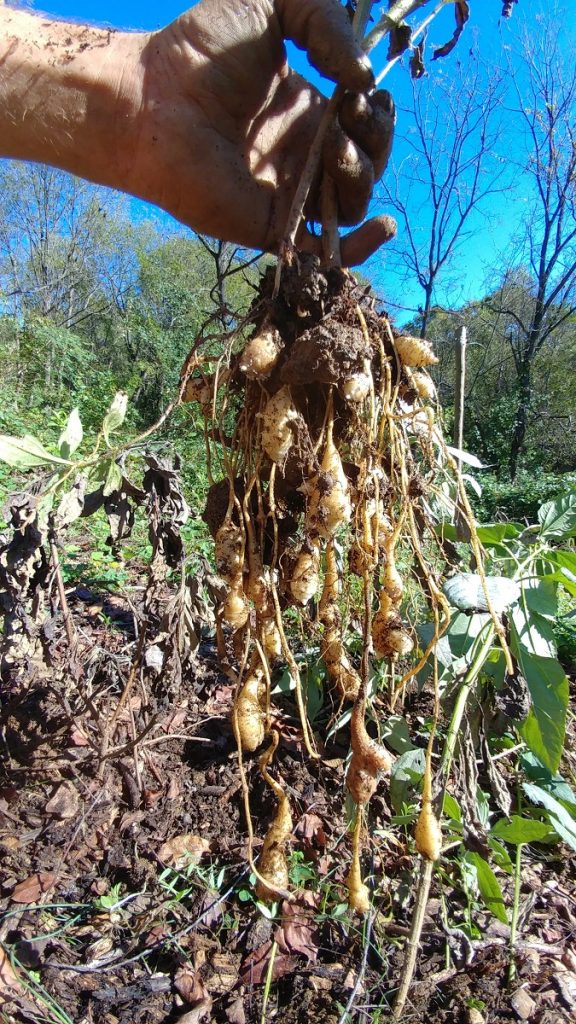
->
xmin=1 ymin=583 xmax=575 ymax=1024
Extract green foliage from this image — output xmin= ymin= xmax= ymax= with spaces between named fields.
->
xmin=470 ymin=472 xmax=576 ymax=523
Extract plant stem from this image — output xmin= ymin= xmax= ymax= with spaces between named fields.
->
xmin=364 ymin=0 xmax=432 ymax=52
xmin=440 ymin=622 xmax=495 ymax=782
xmin=261 ymin=939 xmax=277 ymax=1024
xmin=508 ymin=842 xmax=523 ymax=984
xmin=392 ymin=857 xmax=434 ymax=1018
xmin=374 ymin=0 xmax=450 ymax=85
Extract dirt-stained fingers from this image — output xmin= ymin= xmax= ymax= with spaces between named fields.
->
xmin=298 ymin=215 xmax=397 ymax=267
xmin=339 ymin=90 xmax=396 ymax=180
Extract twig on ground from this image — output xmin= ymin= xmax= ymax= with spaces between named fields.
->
xmin=337 ymin=910 xmax=374 ymax=1024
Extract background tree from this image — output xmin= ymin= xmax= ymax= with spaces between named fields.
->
xmin=378 ymin=56 xmax=506 ymax=334
xmin=484 ymin=21 xmax=576 ymax=479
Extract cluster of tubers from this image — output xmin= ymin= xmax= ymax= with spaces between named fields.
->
xmin=185 ymin=256 xmax=445 ymax=905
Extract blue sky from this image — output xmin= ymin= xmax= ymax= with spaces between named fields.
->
xmin=20 ymin=2 xmax=576 ymax=319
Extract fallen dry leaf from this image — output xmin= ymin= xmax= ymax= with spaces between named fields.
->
xmin=11 ymin=873 xmax=57 ymax=904
xmin=175 ymin=966 xmax=207 ymax=1005
xmin=297 ymin=812 xmax=328 ymax=850
xmin=240 ymin=941 xmax=297 ymax=986
xmin=175 ymin=1001 xmax=212 ymax=1024
xmin=510 ymin=987 xmax=536 ymax=1020
xmin=45 ymin=782 xmax=79 ymax=820
xmin=0 ymin=946 xmax=22 ymax=995
xmin=69 ymin=720 xmax=89 ymax=745
xmin=554 ymin=969 xmax=576 ymax=1010
xmin=167 ymin=775 xmax=181 ymax=801
xmin=277 ymin=894 xmax=319 ymax=962
xmin=225 ymin=994 xmax=246 ymax=1024
xmin=159 ymin=834 xmax=210 ymax=869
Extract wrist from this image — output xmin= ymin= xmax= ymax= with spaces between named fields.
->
xmin=0 ymin=7 xmax=148 ymax=192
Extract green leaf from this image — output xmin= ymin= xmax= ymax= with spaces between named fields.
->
xmin=488 ymin=837 xmax=513 ymax=874
xmin=443 ymin=574 xmax=520 ymax=615
xmin=445 ymin=444 xmax=485 ymax=468
xmin=0 ymin=433 xmax=71 ymax=468
xmin=390 ymin=749 xmax=424 ymax=814
xmin=465 ymin=851 xmax=508 ymax=924
xmin=538 ymin=492 xmax=576 ymax=539
xmin=544 ymin=549 xmax=576 ymax=578
xmin=542 ymin=551 xmax=576 ymax=596
xmin=58 ymin=408 xmax=83 ymax=459
xmin=520 ymin=753 xmax=576 ymax=811
xmin=491 ymin=815 xmax=553 ymax=845
xmin=102 ymin=461 xmax=122 ymax=497
xmin=102 ymin=391 xmax=128 ymax=445
xmin=476 ymin=523 xmax=522 ymax=546
xmin=381 ymin=715 xmax=416 ymax=754
xmin=523 ymin=783 xmax=576 ymax=852
xmin=510 ymin=584 xmax=557 ymax=659
xmin=519 ymin=577 xmax=558 ymax=621
xmin=510 ymin=629 xmax=568 ymax=773
xmin=443 ymin=792 xmax=462 ymax=824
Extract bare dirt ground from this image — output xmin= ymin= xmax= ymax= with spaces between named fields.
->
xmin=1 ymin=579 xmax=576 ymax=1024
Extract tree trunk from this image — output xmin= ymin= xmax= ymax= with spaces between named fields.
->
xmin=509 ymin=361 xmax=531 ymax=480
xmin=453 ymin=324 xmax=467 ymax=460
xmin=419 ymin=283 xmax=433 ymax=339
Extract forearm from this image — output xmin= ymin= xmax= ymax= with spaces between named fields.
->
xmin=0 ymin=6 xmax=147 ymax=190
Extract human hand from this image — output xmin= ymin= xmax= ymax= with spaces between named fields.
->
xmin=0 ymin=1 xmax=395 ymax=264
xmin=130 ymin=0 xmax=396 ymax=263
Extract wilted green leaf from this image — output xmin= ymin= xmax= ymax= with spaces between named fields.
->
xmin=102 ymin=392 xmax=128 ymax=445
xmin=464 ymin=851 xmax=508 ymax=924
xmin=103 ymin=461 xmax=123 ymax=497
xmin=491 ymin=815 xmax=553 ymax=845
xmin=0 ymin=433 xmax=71 ymax=468
xmin=538 ymin=492 xmax=576 ymax=539
xmin=58 ymin=408 xmax=83 ymax=459
xmin=443 ymin=574 xmax=520 ymax=615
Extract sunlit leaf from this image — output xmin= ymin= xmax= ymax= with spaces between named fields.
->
xmin=0 ymin=433 xmax=71 ymax=468
xmin=102 ymin=392 xmax=128 ymax=445
xmin=464 ymin=851 xmax=508 ymax=924
xmin=510 ymin=632 xmax=568 ymax=772
xmin=445 ymin=444 xmax=485 ymax=468
xmin=537 ymin=492 xmax=576 ymax=539
xmin=443 ymin=573 xmax=520 ymax=615
xmin=511 ymin=583 xmax=557 ymax=659
xmin=523 ymin=783 xmax=576 ymax=852
xmin=491 ymin=815 xmax=553 ymax=845
xmin=58 ymin=408 xmax=83 ymax=459
xmin=476 ymin=523 xmax=522 ymax=546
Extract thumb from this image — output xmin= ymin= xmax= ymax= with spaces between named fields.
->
xmin=276 ymin=0 xmax=374 ymax=92
xmin=298 ymin=215 xmax=397 ymax=267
